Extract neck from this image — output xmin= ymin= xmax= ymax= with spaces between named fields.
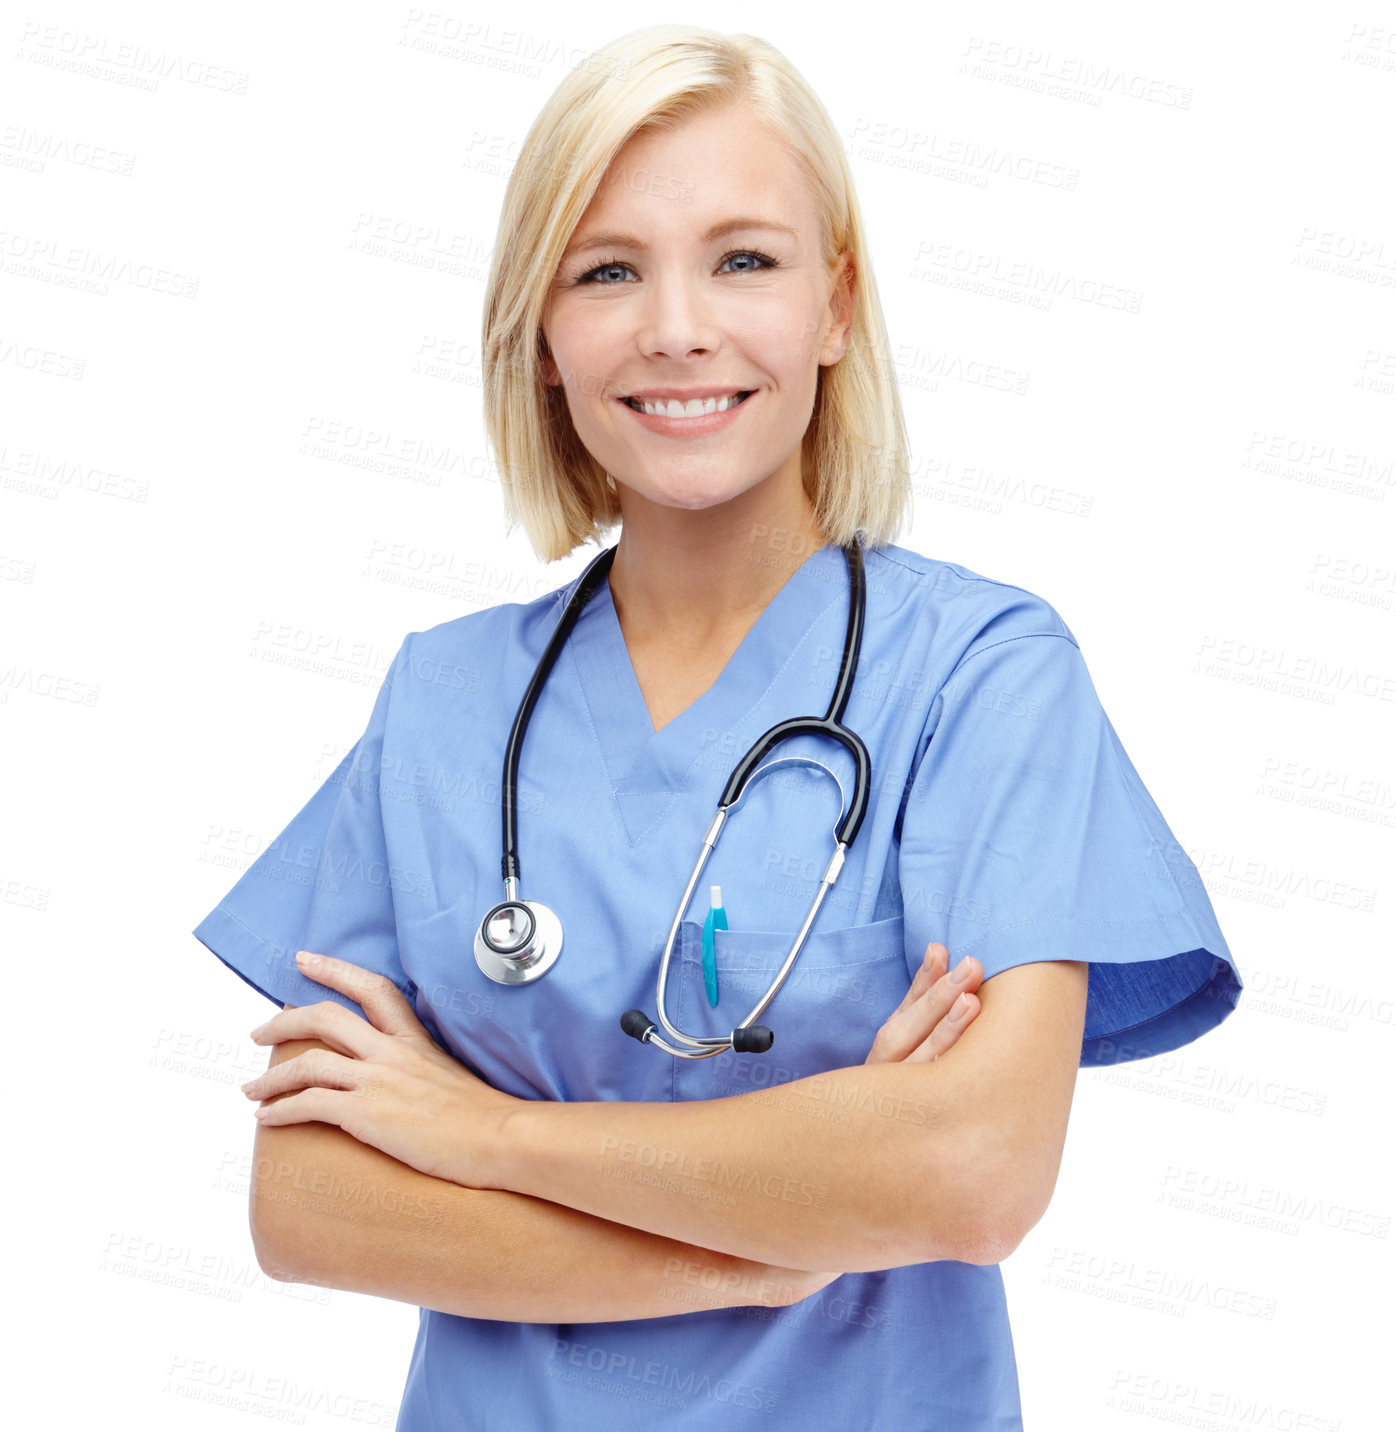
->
xmin=605 ymin=476 xmax=829 ymax=647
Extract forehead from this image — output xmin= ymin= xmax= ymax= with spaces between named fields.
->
xmin=569 ymin=103 xmax=822 ymax=248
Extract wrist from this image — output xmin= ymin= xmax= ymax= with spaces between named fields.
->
xmin=477 ymin=1090 xmax=534 ymax=1193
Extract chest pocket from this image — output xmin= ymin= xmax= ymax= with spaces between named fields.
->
xmin=668 ymin=914 xmax=910 ymax=1104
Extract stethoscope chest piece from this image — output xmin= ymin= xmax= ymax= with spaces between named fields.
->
xmin=474 ymin=899 xmax=563 ymax=985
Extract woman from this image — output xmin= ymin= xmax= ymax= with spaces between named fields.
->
xmin=196 ymin=25 xmax=1242 ymax=1428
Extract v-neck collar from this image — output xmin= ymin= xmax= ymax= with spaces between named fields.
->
xmin=567 ymin=543 xmax=851 ymax=846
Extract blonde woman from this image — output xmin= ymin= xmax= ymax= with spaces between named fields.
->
xmin=199 ymin=26 xmax=1241 ymax=1429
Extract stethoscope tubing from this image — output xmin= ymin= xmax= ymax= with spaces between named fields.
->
xmin=497 ymin=544 xmax=618 ymax=890
xmin=478 ymin=538 xmax=870 ymax=1058
xmin=716 ymin=540 xmax=869 ymax=846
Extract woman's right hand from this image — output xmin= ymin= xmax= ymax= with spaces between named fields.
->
xmin=757 ymin=944 xmax=983 ymax=1306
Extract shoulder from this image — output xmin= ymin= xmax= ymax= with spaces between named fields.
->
xmin=385 ymin=560 xmax=592 ymax=693
xmin=333 ymin=555 xmax=603 ymax=724
xmin=864 ymin=541 xmax=1080 ymax=675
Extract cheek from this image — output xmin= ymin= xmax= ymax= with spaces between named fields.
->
xmin=553 ymin=328 xmax=622 ymax=409
xmin=732 ymin=305 xmax=825 ymax=380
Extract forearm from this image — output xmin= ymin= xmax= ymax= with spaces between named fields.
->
xmin=492 ymin=1059 xmax=990 ymax=1273
xmin=252 ymin=1074 xmax=814 ymax=1322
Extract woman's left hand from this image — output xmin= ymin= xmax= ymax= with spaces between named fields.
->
xmin=240 ymin=951 xmax=517 ymax=1189
xmin=864 ymin=942 xmax=982 ymax=1065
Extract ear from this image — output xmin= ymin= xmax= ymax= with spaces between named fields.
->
xmin=818 ymin=251 xmax=855 ymax=367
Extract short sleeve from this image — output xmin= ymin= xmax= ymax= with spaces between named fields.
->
xmin=898 ymin=628 xmax=1242 ymax=1066
xmin=192 ymin=636 xmax=419 ymax=1015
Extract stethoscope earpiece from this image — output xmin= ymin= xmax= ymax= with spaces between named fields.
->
xmin=619 ymin=1009 xmax=656 ymax=1042
xmin=731 ymin=1024 xmax=774 ymax=1054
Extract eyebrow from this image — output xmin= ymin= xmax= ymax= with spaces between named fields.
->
xmin=562 ymin=216 xmax=799 ymax=258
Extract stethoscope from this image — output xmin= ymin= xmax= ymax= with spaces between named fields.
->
xmin=473 ymin=539 xmax=870 ymax=1059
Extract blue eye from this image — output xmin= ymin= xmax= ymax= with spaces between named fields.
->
xmin=718 ymin=249 xmax=777 ymax=274
xmin=579 ymin=259 xmax=635 ymax=285
xmin=570 ymin=249 xmax=780 ymax=285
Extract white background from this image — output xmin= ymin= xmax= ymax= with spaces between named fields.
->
xmin=5 ymin=2 xmax=1391 ymax=1427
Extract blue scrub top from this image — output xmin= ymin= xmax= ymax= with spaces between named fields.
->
xmin=195 ymin=541 xmax=1242 ymax=1430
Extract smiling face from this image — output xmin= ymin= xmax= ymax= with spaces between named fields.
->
xmin=540 ymin=101 xmax=853 ymax=529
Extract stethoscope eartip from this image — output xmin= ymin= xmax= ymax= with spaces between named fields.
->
xmin=731 ymin=1024 xmax=774 ymax=1054
xmin=620 ymin=1009 xmax=656 ymax=1043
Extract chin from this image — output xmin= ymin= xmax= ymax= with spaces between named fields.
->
xmin=622 ymin=469 xmax=781 ymax=514
xmin=639 ymin=488 xmax=752 ymax=513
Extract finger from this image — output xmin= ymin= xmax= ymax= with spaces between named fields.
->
xmin=292 ymin=952 xmax=424 ymax=1038
xmin=866 ymin=955 xmax=981 ymax=1064
xmin=875 ymin=955 xmax=979 ymax=1060
xmin=250 ymin=998 xmax=380 ymax=1060
xmin=253 ymin=1086 xmax=356 ymax=1130
xmin=240 ymin=1047 xmax=363 ymax=1102
xmin=901 ymin=990 xmax=980 ymax=1064
xmin=884 ymin=943 xmax=948 ymax=1023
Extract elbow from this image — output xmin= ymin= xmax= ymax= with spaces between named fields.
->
xmin=914 ymin=1214 xmax=1020 ymax=1269
xmin=953 ymin=1165 xmax=1053 ymax=1267
xmin=250 ymin=1205 xmax=306 ymax=1285
xmin=249 ymin=1170 xmax=318 ymax=1286
xmin=900 ymin=1130 xmax=1048 ymax=1268
xmin=955 ymin=1215 xmax=1028 ymax=1267
xmin=927 ymin=1196 xmax=1033 ymax=1268
xmin=247 ymin=1114 xmax=338 ymax=1288
xmin=252 ymin=1237 xmax=300 ymax=1285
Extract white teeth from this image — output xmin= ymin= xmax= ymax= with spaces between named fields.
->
xmin=631 ymin=392 xmax=747 ymax=417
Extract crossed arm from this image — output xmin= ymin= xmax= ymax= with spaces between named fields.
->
xmin=244 ymin=946 xmax=1087 ymax=1321
xmin=489 ymin=954 xmax=1087 ymax=1271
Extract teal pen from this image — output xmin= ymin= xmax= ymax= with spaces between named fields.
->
xmin=701 ymin=885 xmax=727 ymax=1008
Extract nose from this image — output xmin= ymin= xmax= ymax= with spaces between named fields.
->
xmin=635 ymin=270 xmax=720 ymax=360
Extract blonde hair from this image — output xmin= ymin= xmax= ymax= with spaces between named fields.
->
xmin=482 ymin=25 xmax=911 ymax=563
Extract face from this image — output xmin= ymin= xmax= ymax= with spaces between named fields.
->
xmin=540 ymin=102 xmax=853 ymax=524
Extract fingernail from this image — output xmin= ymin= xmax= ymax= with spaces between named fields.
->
xmin=951 ymin=960 xmax=972 ymax=984
xmin=951 ymin=993 xmax=971 ymax=1019
xmin=249 ymin=1022 xmax=268 ymax=1041
xmin=297 ymin=951 xmax=320 ymax=968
